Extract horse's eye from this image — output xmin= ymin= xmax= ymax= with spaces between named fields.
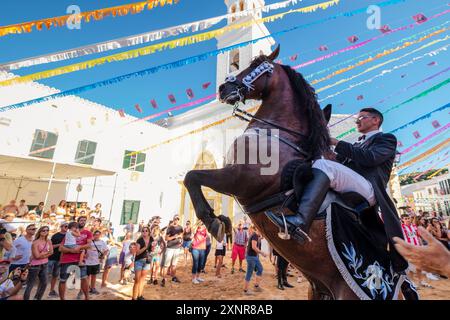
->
xmin=225 ymin=75 xmax=236 ymax=83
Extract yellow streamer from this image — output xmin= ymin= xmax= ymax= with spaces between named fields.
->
xmin=311 ymin=28 xmax=448 ymax=85
xmin=397 ymin=138 xmax=450 ymax=169
xmin=125 ymin=105 xmax=260 ymax=157
xmin=316 ymin=30 xmax=450 ymax=93
xmin=0 ymin=0 xmax=178 ymax=37
xmin=0 ymin=0 xmax=340 ymax=87
xmin=428 ymin=164 xmax=450 ymax=178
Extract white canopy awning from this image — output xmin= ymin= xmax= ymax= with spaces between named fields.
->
xmin=0 ymin=154 xmax=115 ymax=180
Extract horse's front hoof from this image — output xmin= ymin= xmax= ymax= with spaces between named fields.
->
xmin=209 ymin=219 xmax=225 ymax=242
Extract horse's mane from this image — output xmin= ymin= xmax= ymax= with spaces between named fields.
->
xmin=249 ymin=56 xmax=331 ymax=158
xmin=280 ymin=65 xmax=330 ymax=158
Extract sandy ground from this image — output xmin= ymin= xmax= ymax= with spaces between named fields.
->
xmin=23 ymin=249 xmax=449 ymax=300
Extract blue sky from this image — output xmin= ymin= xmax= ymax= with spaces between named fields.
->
xmin=0 ymin=0 xmax=449 ymax=172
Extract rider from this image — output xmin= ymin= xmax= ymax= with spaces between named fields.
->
xmin=269 ymin=107 xmax=408 ymax=273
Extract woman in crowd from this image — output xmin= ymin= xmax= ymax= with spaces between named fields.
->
xmin=91 ymin=203 xmax=102 ymax=219
xmin=191 ymin=221 xmax=207 ymax=284
xmin=200 ymin=233 xmax=211 ymax=274
xmin=214 ymin=235 xmax=226 ymax=278
xmin=149 ymin=226 xmax=165 ymax=285
xmin=182 ymin=220 xmax=192 ymax=266
xmin=132 ymin=226 xmax=152 ymax=300
xmin=101 ymin=229 xmax=119 ymax=288
xmin=24 ymin=226 xmax=53 ymax=300
xmin=119 ymin=232 xmax=133 ymax=285
xmin=428 ymin=218 xmax=450 ymax=249
xmin=243 ymin=225 xmax=266 ymax=295
xmin=57 ymin=200 xmax=67 ymax=217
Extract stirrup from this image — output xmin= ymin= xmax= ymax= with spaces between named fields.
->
xmin=294 ymin=227 xmax=312 ymax=243
xmin=277 ymin=210 xmax=291 ymax=240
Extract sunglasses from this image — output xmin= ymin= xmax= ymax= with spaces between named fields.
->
xmin=355 ymin=115 xmax=375 ymax=124
xmin=28 ymin=228 xmax=37 ymax=231
xmin=42 ymin=229 xmax=49 ymax=232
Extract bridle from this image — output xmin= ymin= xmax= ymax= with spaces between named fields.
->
xmin=223 ymin=60 xmax=310 ymax=157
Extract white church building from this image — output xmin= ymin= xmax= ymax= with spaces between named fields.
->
xmin=0 ymin=0 xmax=354 ymax=236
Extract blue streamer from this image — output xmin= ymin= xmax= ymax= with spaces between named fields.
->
xmin=0 ymin=0 xmax=407 ymax=112
xmin=389 ymin=103 xmax=450 ymax=133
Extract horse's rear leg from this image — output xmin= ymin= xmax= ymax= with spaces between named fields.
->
xmin=184 ymin=168 xmax=239 ymax=241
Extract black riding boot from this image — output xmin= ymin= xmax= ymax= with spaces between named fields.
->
xmin=277 ymin=267 xmax=284 ymax=290
xmin=266 ymin=168 xmax=330 ymax=244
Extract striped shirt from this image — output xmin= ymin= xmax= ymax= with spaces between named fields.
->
xmin=233 ymin=229 xmax=248 ymax=246
xmin=401 ymin=223 xmax=420 ymax=246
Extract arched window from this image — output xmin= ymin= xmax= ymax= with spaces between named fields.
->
xmin=229 ymin=49 xmax=240 ymax=72
xmin=239 ymin=0 xmax=245 ymax=11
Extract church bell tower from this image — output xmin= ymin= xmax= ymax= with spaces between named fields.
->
xmin=216 ymin=0 xmax=275 ymax=91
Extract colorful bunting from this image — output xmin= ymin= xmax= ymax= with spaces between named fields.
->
xmin=289 ymin=54 xmax=298 ymax=61
xmin=319 ymin=45 xmax=328 ymax=51
xmin=432 ymin=120 xmax=441 ymax=128
xmin=413 ymin=13 xmax=428 ymax=24
xmin=150 ymin=99 xmax=158 ymax=109
xmin=186 ymin=88 xmax=195 ymax=99
xmin=0 ymin=0 xmax=180 ymax=38
xmin=118 ymin=109 xmax=125 ymax=117
xmin=0 ymin=0 xmax=343 ymax=86
xmin=380 ymin=25 xmax=392 ymax=33
xmin=305 ymin=18 xmax=450 ymax=80
xmin=428 ymin=61 xmax=437 ymax=66
xmin=347 ymin=35 xmax=359 ymax=43
xmin=202 ymin=82 xmax=211 ymax=89
xmin=318 ymin=41 xmax=450 ymax=101
xmin=168 ymin=94 xmax=176 ymax=104
xmin=389 ymin=103 xmax=450 ymax=134
xmin=356 ymin=95 xmax=364 ymax=101
xmin=135 ymin=104 xmax=142 ymax=113
xmin=401 ymin=123 xmax=450 ymax=155
xmin=310 ymin=28 xmax=448 ymax=87
xmin=413 ymin=131 xmax=421 ymax=139
xmin=397 ymin=141 xmax=403 ymax=147
xmin=0 ymin=0 xmax=311 ymax=72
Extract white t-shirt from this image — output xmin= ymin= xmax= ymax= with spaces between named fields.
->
xmin=64 ymin=231 xmax=77 ymax=247
xmin=216 ymin=235 xmax=226 ymax=250
xmin=124 ymin=252 xmax=135 ymax=267
xmin=12 ymin=236 xmax=33 ymax=265
xmin=17 ymin=205 xmax=29 ymax=217
xmin=0 ymin=278 xmax=14 ymax=298
xmin=85 ymin=240 xmax=108 ymax=266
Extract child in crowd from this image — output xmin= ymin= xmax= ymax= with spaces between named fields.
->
xmin=64 ymin=222 xmax=85 ymax=265
xmin=149 ymin=226 xmax=165 ymax=285
xmin=215 ymin=235 xmax=226 ymax=278
xmin=122 ymin=242 xmax=137 ymax=284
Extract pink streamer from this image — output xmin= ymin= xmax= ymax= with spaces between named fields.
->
xmin=413 ymin=155 xmax=450 ymax=180
xmin=400 ymin=122 xmax=450 ymax=155
xmin=328 ymin=67 xmax=450 ymax=129
xmin=291 ymin=9 xmax=450 ymax=70
xmin=130 ymin=94 xmax=217 ymax=123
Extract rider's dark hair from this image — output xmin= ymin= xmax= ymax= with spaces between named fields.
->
xmin=280 ymin=65 xmax=331 ymax=158
xmin=359 ymin=108 xmax=384 ymax=127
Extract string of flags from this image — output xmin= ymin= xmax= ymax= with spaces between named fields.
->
xmin=0 ymin=0 xmax=180 ymax=38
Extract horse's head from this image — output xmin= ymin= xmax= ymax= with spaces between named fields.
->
xmin=219 ymin=45 xmax=281 ymax=105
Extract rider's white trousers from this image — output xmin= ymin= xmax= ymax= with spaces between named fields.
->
xmin=312 ymin=159 xmax=376 ymax=206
